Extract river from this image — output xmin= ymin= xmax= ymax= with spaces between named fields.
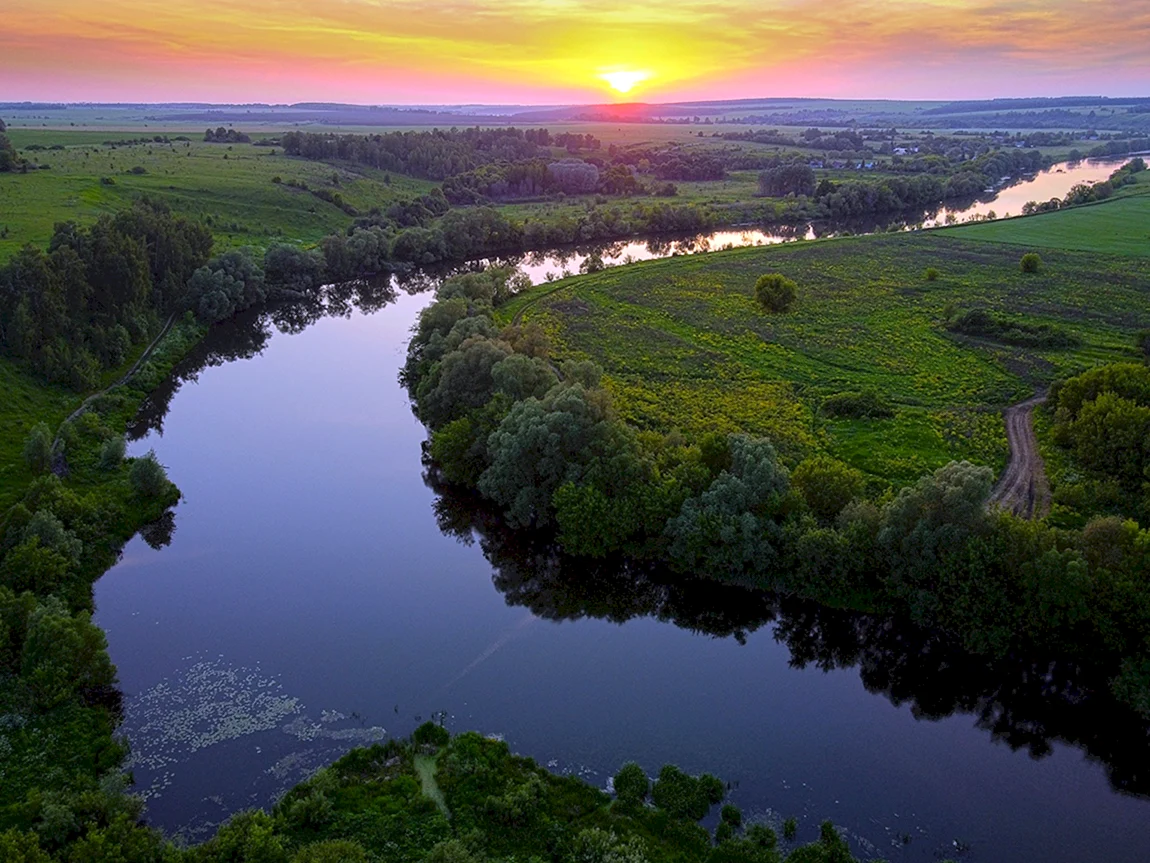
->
xmin=92 ymin=157 xmax=1147 ymax=861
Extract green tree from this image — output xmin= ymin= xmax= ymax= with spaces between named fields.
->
xmin=650 ymin=765 xmax=724 ymax=821
xmin=0 ymin=829 xmax=52 ymax=863
xmin=0 ymin=539 xmax=71 ymax=595
xmin=613 ymin=763 xmax=649 ymax=807
xmin=878 ymin=461 xmax=992 ymax=605
xmin=98 ymin=436 xmax=126 ymax=470
xmin=754 ymin=273 xmax=797 ymax=313
xmin=791 ymin=457 xmax=865 ymax=524
xmin=479 ymin=383 xmax=619 ymax=527
xmin=666 ymin=435 xmax=790 ymax=577
xmin=417 ymin=336 xmax=513 ymax=428
xmin=20 ymin=598 xmax=116 ymax=710
xmin=24 ymin=423 xmax=53 ymax=474
xmin=129 ymin=450 xmax=170 ymax=498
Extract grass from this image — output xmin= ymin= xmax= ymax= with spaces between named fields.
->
xmin=0 ymin=133 xmax=436 ymax=260
xmin=414 ymin=753 xmax=450 ymax=817
xmin=502 ymin=199 xmax=1150 ymax=485
xmin=0 ymin=358 xmax=81 ymax=510
xmin=941 ymin=192 xmax=1150 ymax=257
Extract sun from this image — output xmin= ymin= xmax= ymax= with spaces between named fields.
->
xmin=599 ymin=70 xmax=650 ymax=95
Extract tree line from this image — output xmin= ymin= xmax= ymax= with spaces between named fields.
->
xmin=0 ymin=117 xmax=20 ymax=172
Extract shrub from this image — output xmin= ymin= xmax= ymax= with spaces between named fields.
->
xmin=99 ymin=436 xmax=126 ymax=470
xmin=946 ymin=308 xmax=1077 ymax=348
xmin=924 ymin=267 xmax=940 ymax=281
xmin=720 ymin=804 xmax=742 ymax=827
xmin=292 ymin=841 xmax=368 ymax=863
xmin=792 ymin=456 xmax=866 ymax=523
xmin=129 ymin=450 xmax=169 ymax=498
xmin=651 ymin=764 xmax=724 ymax=821
xmin=613 ymin=762 xmax=649 ymax=806
xmin=820 ymin=389 xmax=894 ymax=419
xmin=1020 ymin=252 xmax=1042 ymax=273
xmin=754 ymin=273 xmax=798 ymax=313
xmin=1136 ymin=329 xmax=1150 ymax=360
xmin=782 ymin=817 xmax=798 ymax=841
xmin=412 ymin=721 xmax=450 ymax=748
xmin=24 ymin=423 xmax=53 ymax=474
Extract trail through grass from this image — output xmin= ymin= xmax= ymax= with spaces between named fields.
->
xmin=414 ymin=753 xmax=450 ymax=817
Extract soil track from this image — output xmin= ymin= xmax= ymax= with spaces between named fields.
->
xmin=989 ymin=392 xmax=1051 ymax=519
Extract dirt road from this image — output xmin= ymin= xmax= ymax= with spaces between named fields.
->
xmin=988 ymin=392 xmax=1051 ymax=519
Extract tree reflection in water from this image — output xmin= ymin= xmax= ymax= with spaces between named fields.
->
xmin=427 ymin=470 xmax=1150 ymax=799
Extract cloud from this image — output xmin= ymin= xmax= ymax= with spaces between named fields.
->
xmin=2 ymin=0 xmax=1148 ymax=101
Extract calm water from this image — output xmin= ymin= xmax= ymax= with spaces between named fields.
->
xmin=93 ymin=161 xmax=1148 ymax=861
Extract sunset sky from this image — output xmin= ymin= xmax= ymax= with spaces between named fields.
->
xmin=3 ymin=0 xmax=1148 ymax=104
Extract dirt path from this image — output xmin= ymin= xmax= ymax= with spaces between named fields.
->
xmin=988 ymin=392 xmax=1051 ymax=519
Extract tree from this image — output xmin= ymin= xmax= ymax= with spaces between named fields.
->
xmin=292 ymin=841 xmax=370 ymax=863
xmin=613 ymin=763 xmax=649 ymax=807
xmin=758 ymin=163 xmax=816 ymax=197
xmin=263 ymin=243 xmax=324 ymax=294
xmin=666 ymin=435 xmax=790 ymax=577
xmin=20 ymin=598 xmax=116 ymax=710
xmin=479 ymin=383 xmax=619 ymax=527
xmin=417 ymin=336 xmax=514 ymax=429
xmin=878 ymin=461 xmax=992 ymax=603
xmin=0 ymin=539 xmax=71 ymax=595
xmin=754 ymin=273 xmax=797 ymax=313
xmin=24 ymin=423 xmax=53 ymax=474
xmin=129 ymin=450 xmax=170 ymax=498
xmin=98 ymin=436 xmax=126 ymax=470
xmin=792 ymin=457 xmax=865 ymax=524
xmin=1020 ymin=252 xmax=1042 ymax=273
xmin=650 ymin=764 xmax=724 ymax=821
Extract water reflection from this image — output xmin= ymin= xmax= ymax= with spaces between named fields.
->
xmin=428 ymin=475 xmax=1150 ymax=799
xmin=129 ymin=277 xmax=399 ymax=440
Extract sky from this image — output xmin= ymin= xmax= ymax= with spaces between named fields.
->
xmin=2 ymin=0 xmax=1148 ymax=104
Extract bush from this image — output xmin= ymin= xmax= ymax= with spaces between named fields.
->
xmin=129 ymin=450 xmax=169 ymax=498
xmin=720 ymin=804 xmax=742 ymax=827
xmin=1136 ymin=330 xmax=1150 ymax=360
xmin=946 ymin=307 xmax=1077 ymax=349
xmin=820 ymin=389 xmax=894 ymax=419
xmin=24 ymin=423 xmax=53 ymax=474
xmin=924 ymin=267 xmax=940 ymax=281
xmin=413 ymin=721 xmax=450 ymax=748
xmin=754 ymin=273 xmax=797 ymax=313
xmin=651 ymin=764 xmax=724 ymax=821
xmin=292 ymin=841 xmax=368 ymax=863
xmin=782 ymin=817 xmax=798 ymax=841
xmin=1020 ymin=252 xmax=1042 ymax=273
xmin=613 ymin=762 xmax=649 ymax=806
xmin=792 ymin=456 xmax=866 ymax=523
xmin=98 ymin=436 xmax=126 ymax=470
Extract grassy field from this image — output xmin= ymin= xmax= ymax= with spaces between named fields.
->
xmin=0 ymin=358 xmax=80 ymax=509
xmin=0 ymin=133 xmax=436 ymax=259
xmin=941 ymin=186 xmax=1150 ymax=257
xmin=502 ymin=199 xmax=1150 ymax=485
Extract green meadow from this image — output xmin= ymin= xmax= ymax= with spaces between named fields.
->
xmin=942 ymin=182 xmax=1150 ymax=257
xmin=0 ymin=133 xmax=435 ymax=259
xmin=502 ymin=193 xmax=1150 ymax=485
